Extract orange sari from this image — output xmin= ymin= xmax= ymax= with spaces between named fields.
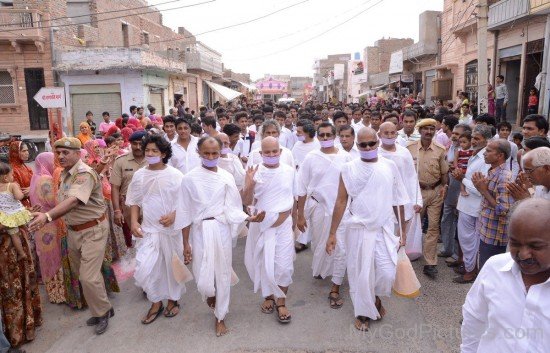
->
xmin=8 ymin=141 xmax=33 ymax=208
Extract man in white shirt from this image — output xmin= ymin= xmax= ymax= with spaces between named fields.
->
xmin=451 ymin=125 xmax=492 ymax=283
xmin=292 ymin=119 xmax=320 ymax=169
xmin=397 ymin=110 xmax=421 ymax=147
xmin=507 ymin=146 xmax=550 ymax=201
xmin=496 ymin=121 xmax=520 ymax=180
xmin=274 ymin=111 xmax=297 ymax=150
xmin=168 ymin=117 xmax=200 ymax=174
xmin=234 ymin=112 xmax=255 ymax=164
xmin=495 ymin=74 xmax=509 ymax=123
xmin=336 ymin=125 xmax=359 ymax=159
xmin=162 ymin=115 xmax=178 ymax=144
xmin=461 ymin=198 xmax=550 ymax=353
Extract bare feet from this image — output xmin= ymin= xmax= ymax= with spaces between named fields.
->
xmin=206 ymin=296 xmax=216 ymax=310
xmin=260 ymin=296 xmax=275 ymax=314
xmin=215 ymin=319 xmax=229 ymax=337
xmin=375 ymin=296 xmax=386 ymax=319
xmin=355 ymin=316 xmax=369 ymax=331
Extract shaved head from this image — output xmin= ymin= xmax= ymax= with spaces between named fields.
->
xmin=357 ymin=127 xmax=378 ymax=141
xmin=261 ymin=136 xmax=279 ymax=152
xmin=379 ymin=122 xmax=397 ymax=134
xmin=218 ymin=132 xmax=230 ymax=146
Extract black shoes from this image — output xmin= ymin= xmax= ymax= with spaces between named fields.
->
xmin=86 ymin=307 xmax=114 ymax=335
xmin=423 ymin=265 xmax=438 ymax=279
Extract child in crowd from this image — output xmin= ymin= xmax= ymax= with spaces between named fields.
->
xmin=527 ymin=87 xmax=538 ymax=115
xmin=0 ymin=162 xmax=32 ymax=260
xmin=454 ymin=131 xmax=474 ymax=196
xmin=512 ymin=132 xmax=523 ymax=151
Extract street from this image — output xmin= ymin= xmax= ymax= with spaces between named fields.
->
xmin=24 ymin=239 xmax=469 ymax=353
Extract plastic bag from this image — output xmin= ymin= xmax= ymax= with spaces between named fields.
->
xmin=171 ymin=252 xmax=193 ymax=284
xmin=392 ymin=247 xmax=421 ymax=298
xmin=405 ymin=213 xmax=423 ymax=261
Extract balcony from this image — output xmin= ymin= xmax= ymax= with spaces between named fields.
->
xmin=0 ymin=9 xmax=46 ymax=53
xmin=451 ymin=6 xmax=477 ymax=35
xmin=54 ymin=48 xmax=187 ymax=74
xmin=184 ymin=42 xmax=223 ymax=76
xmin=531 ymin=0 xmax=550 ymax=14
xmin=488 ymin=0 xmax=530 ymax=30
xmin=402 ymin=42 xmax=437 ymax=61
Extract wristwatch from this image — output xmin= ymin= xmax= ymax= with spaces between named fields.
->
xmin=45 ymin=212 xmax=52 ymax=223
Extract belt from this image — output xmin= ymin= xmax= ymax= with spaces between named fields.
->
xmin=203 ymin=217 xmax=215 ymax=221
xmin=419 ymin=180 xmax=442 ymax=191
xmin=69 ymin=214 xmax=106 ymax=232
xmin=310 ymin=195 xmax=319 ymax=203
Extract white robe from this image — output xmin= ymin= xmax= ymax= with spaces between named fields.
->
xmin=296 ymin=149 xmax=351 ymax=278
xmin=292 ymin=140 xmax=321 ymax=169
xmin=125 ymin=166 xmax=187 ymax=303
xmin=180 ymin=166 xmax=248 ymax=320
xmin=246 ymin=146 xmax=295 ymax=169
xmin=219 ymin=154 xmax=246 ymax=191
xmin=341 ymin=157 xmax=408 ymax=319
xmin=244 ymin=163 xmax=297 ymax=299
xmin=168 ymin=136 xmax=201 ymax=174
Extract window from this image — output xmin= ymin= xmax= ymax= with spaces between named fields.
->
xmin=24 ymin=68 xmax=48 ymax=130
xmin=122 ymin=23 xmax=129 ymax=48
xmin=0 ymin=71 xmax=15 ymax=104
xmin=67 ymin=0 xmax=91 ymax=25
xmin=142 ymin=31 xmax=150 ymax=45
xmin=0 ymin=1 xmax=14 ymax=7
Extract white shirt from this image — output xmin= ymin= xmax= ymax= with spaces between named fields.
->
xmin=534 ymin=185 xmax=550 ymax=200
xmin=456 ymin=148 xmax=490 ymax=217
xmin=168 ymin=136 xmax=200 ymax=174
xmin=335 ymin=143 xmax=360 ymax=159
xmin=280 ymin=126 xmax=297 ymax=150
xmin=506 ymin=140 xmax=520 ymax=180
xmin=461 ymin=253 xmax=550 ymax=353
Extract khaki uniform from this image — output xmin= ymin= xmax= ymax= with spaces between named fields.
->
xmin=407 ymin=140 xmax=449 ymax=266
xmin=58 ymin=159 xmax=111 ymax=317
xmin=110 ymin=152 xmax=147 ymax=225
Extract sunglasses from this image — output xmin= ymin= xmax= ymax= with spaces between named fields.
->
xmin=357 ymin=141 xmax=378 ymax=148
xmin=318 ymin=133 xmax=333 ymax=138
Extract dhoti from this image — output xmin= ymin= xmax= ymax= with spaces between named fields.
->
xmin=457 ymin=212 xmax=479 ymax=273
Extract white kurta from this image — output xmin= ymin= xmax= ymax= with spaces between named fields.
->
xmin=219 ymin=154 xmax=246 ymax=191
xmin=246 ymin=146 xmax=295 ymax=169
xmin=292 ymin=140 xmax=321 ymax=169
xmin=244 ymin=163 xmax=297 ymax=299
xmin=297 ymin=149 xmax=351 ymax=278
xmin=125 ymin=166 xmax=187 ymax=303
xmin=180 ymin=166 xmax=248 ymax=320
xmin=168 ymin=136 xmax=201 ymax=174
xmin=341 ymin=157 xmax=408 ymax=319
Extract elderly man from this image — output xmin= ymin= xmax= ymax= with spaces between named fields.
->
xmin=327 ymin=127 xmax=408 ymax=331
xmin=246 ymin=120 xmax=295 ymax=168
xmin=218 ymin=133 xmax=245 ymax=191
xmin=461 ymin=198 xmax=550 ymax=353
xmin=407 ymin=118 xmax=449 ymax=279
xmin=451 ymin=125 xmax=492 ymax=283
xmin=473 ymin=139 xmax=514 ymax=270
xmin=508 ymin=147 xmax=550 ymax=200
xmin=296 ymin=122 xmax=351 ymax=308
xmin=243 ymin=136 xmax=297 ymax=324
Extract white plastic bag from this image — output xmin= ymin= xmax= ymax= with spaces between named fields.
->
xmin=405 ymin=213 xmax=423 ymax=261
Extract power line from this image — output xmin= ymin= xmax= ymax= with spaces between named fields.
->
xmin=440 ymin=0 xmax=476 ymax=54
xmin=229 ymin=0 xmax=385 ymax=61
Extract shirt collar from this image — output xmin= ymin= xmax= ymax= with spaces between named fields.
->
xmin=499 ymin=257 xmax=515 ymax=272
xmin=67 ymin=159 xmax=84 ymax=176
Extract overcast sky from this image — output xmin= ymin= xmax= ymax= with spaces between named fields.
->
xmin=151 ymin=0 xmax=443 ymax=80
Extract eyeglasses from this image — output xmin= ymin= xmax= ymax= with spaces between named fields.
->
xmin=318 ymin=133 xmax=333 ymax=138
xmin=523 ymin=165 xmax=543 ymax=175
xmin=357 ymin=141 xmax=378 ymax=148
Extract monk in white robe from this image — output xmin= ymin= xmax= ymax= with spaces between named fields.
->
xmin=218 ymin=133 xmax=245 ymax=190
xmin=246 ymin=120 xmax=295 ymax=169
xmin=243 ymin=136 xmax=297 ymax=324
xmin=181 ymin=137 xmax=261 ymax=336
xmin=327 ymin=127 xmax=408 ymax=331
xmin=126 ymin=134 xmax=187 ymax=324
xmin=297 ymin=122 xmax=351 ymax=309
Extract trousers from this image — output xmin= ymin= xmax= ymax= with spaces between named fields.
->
xmin=420 ymin=187 xmax=444 ymax=266
xmin=495 ymin=98 xmax=506 ymax=123
xmin=457 ymin=212 xmax=479 ymax=273
xmin=479 ymin=241 xmax=507 ymax=270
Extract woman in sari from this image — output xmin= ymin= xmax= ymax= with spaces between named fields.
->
xmin=8 ymin=142 xmax=32 ymax=209
xmin=76 ymin=122 xmax=93 ymax=146
xmin=29 ymin=152 xmax=66 ymax=304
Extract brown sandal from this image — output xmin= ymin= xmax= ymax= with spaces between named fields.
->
xmin=275 ymin=304 xmax=291 ymax=323
xmin=260 ymin=297 xmax=275 ymax=314
xmin=328 ymin=291 xmax=343 ymax=309
xmin=141 ymin=303 xmax=164 ymax=325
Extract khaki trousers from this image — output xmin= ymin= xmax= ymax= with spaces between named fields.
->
xmin=420 ymin=187 xmax=444 ymax=266
xmin=67 ymin=219 xmax=112 ymax=317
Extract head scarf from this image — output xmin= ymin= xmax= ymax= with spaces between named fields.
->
xmin=29 ymin=152 xmax=55 ymax=211
xmin=77 ymin=121 xmax=93 ymax=145
xmin=105 ymin=125 xmax=119 ymax=137
xmin=121 ymin=127 xmax=133 ymax=145
xmin=127 ymin=118 xmax=140 ymax=129
xmin=84 ymin=140 xmax=101 ymax=165
xmin=9 ymin=141 xmax=33 ymax=207
xmin=115 ymin=117 xmax=123 ymax=129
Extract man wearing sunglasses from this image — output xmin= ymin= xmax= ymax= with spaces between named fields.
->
xmin=406 ymin=118 xmax=449 ymax=279
xmin=327 ymin=127 xmax=408 ymax=332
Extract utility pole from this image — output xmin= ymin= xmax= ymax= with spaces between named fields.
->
xmin=477 ymin=0 xmax=489 ymax=114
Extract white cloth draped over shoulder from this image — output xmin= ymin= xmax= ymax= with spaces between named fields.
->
xmin=245 ymin=163 xmax=297 ymax=299
xmin=292 ymin=140 xmax=321 ymax=169
xmin=168 ymin=136 xmax=201 ymax=174
xmin=341 ymin=157 xmax=408 ymax=319
xmin=180 ymin=166 xmax=248 ymax=320
xmin=125 ymin=166 xmax=187 ymax=303
xmin=297 ymin=149 xmax=351 ymax=278
xmin=219 ymin=154 xmax=246 ymax=190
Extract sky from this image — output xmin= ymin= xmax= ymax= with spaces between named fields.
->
xmin=151 ymin=0 xmax=443 ymax=80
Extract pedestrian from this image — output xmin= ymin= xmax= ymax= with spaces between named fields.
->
xmin=8 ymin=142 xmax=32 ymax=208
xmin=162 ymin=115 xmax=177 ymax=144
xmin=291 ymin=119 xmax=320 ymax=169
xmin=243 ymin=136 xmax=296 ymax=324
xmin=527 ymin=87 xmax=538 ymax=115
xmin=98 ymin=112 xmax=115 ymax=136
xmin=296 ymin=122 xmax=351 ymax=308
xmin=336 ymin=125 xmax=359 ymax=158
xmin=460 ymin=198 xmax=550 ymax=352
xmin=397 ymin=110 xmax=420 ymax=147
xmin=76 ymin=122 xmax=93 ymax=146
xmin=85 ymin=111 xmax=97 ymax=135
xmin=246 ymin=120 xmax=295 ymax=168
xmin=125 ymin=133 xmax=186 ymax=325
xmin=217 ymin=133 xmax=245 ymax=191
xmin=168 ymin=118 xmax=200 ymax=175
xmin=234 ymin=112 xmax=255 ymax=164
xmin=494 ymin=75 xmax=508 ymax=123
xmin=407 ymin=118 xmax=449 ymax=279
xmin=327 ymin=127 xmax=408 ymax=331
xmin=507 ymin=147 xmax=550 ymax=201
xmin=201 ymin=116 xmax=219 ymax=138
xmin=29 ymin=137 xmax=113 ymax=335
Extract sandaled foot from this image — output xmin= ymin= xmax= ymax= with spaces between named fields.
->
xmin=206 ymin=296 xmax=216 ymax=310
xmin=261 ymin=296 xmax=275 ymax=314
xmin=275 ymin=304 xmax=291 ymax=323
xmin=328 ymin=291 xmax=343 ymax=309
xmin=164 ymin=301 xmax=180 ymax=318
xmin=215 ymin=319 xmax=229 ymax=337
xmin=355 ymin=316 xmax=370 ymax=331
xmin=375 ymin=296 xmax=386 ymax=319
xmin=294 ymin=243 xmax=308 ymax=253
xmin=141 ymin=303 xmax=164 ymax=325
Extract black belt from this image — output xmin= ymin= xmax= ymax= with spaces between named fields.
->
xmin=419 ymin=180 xmax=442 ymax=190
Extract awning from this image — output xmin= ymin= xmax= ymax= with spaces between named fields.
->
xmin=205 ymin=81 xmax=243 ymax=101
xmin=355 ymin=91 xmax=372 ymax=98
xmin=239 ymin=81 xmax=257 ymax=91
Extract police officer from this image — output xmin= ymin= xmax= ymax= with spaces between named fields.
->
xmin=407 ymin=118 xmax=449 ymax=280
xmin=29 ymin=137 xmax=113 ymax=335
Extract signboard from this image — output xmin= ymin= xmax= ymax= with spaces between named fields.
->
xmin=389 ymin=50 xmax=403 ymax=74
xmin=333 ymin=64 xmax=345 ymax=80
xmin=401 ymin=74 xmax=414 ymax=83
xmin=34 ymin=87 xmax=66 ymax=108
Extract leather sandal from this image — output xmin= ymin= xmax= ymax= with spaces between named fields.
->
xmin=141 ymin=303 xmax=164 ymax=325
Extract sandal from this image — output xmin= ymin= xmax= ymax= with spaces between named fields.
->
xmin=328 ymin=291 xmax=343 ymax=309
xmin=141 ymin=303 xmax=164 ymax=325
xmin=294 ymin=243 xmax=308 ymax=253
xmin=260 ymin=297 xmax=275 ymax=314
xmin=275 ymin=304 xmax=291 ymax=324
xmin=164 ymin=301 xmax=180 ymax=318
xmin=355 ymin=316 xmax=370 ymax=331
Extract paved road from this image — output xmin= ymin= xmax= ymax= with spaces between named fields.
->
xmin=24 ymin=239 xmax=469 ymax=353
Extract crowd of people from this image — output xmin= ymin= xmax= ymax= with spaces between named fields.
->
xmin=0 ymin=95 xmax=549 ymax=352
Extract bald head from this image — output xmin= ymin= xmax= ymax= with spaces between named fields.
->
xmin=523 ymin=146 xmax=550 ymax=167
xmin=379 ymin=122 xmax=397 ymax=134
xmin=357 ymin=127 xmax=378 ymax=141
xmin=218 ymin=132 xmax=229 ymax=146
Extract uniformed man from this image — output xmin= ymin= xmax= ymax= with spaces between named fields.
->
xmin=407 ymin=118 xmax=449 ymax=279
xmin=29 ymin=137 xmax=113 ymax=335
xmin=110 ymin=131 xmax=147 ymax=247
